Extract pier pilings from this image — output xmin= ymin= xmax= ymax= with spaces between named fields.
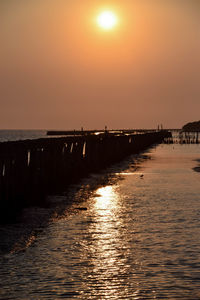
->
xmin=0 ymin=131 xmax=170 ymax=221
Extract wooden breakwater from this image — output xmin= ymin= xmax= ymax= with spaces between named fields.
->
xmin=0 ymin=131 xmax=170 ymax=221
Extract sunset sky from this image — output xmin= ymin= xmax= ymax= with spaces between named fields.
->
xmin=0 ymin=0 xmax=200 ymax=129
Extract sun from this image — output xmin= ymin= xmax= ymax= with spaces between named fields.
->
xmin=97 ymin=11 xmax=118 ymax=30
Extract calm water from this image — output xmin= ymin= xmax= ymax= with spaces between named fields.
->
xmin=0 ymin=130 xmax=47 ymax=142
xmin=0 ymin=144 xmax=200 ymax=299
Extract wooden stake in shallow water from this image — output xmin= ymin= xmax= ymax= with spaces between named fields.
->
xmin=0 ymin=131 xmax=171 ymax=222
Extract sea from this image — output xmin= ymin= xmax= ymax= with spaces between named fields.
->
xmin=0 ymin=130 xmax=47 ymax=142
xmin=0 ymin=130 xmax=200 ymax=299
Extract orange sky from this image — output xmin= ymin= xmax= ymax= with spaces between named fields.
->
xmin=0 ymin=0 xmax=200 ymax=129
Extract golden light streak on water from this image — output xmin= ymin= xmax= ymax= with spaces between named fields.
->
xmin=11 ymin=234 xmax=36 ymax=254
xmin=83 ymin=185 xmax=140 ymax=298
xmin=94 ymin=186 xmax=118 ymax=210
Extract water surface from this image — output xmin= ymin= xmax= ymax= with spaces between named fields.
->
xmin=0 ymin=144 xmax=200 ymax=299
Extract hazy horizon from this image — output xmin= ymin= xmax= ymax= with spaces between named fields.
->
xmin=1 ymin=0 xmax=200 ymax=130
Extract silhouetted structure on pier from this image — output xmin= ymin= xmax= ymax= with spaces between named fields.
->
xmin=0 ymin=131 xmax=171 ymax=222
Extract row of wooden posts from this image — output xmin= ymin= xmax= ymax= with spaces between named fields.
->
xmin=164 ymin=131 xmax=199 ymax=144
xmin=0 ymin=131 xmax=171 ymax=221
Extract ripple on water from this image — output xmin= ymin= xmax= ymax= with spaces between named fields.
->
xmin=0 ymin=144 xmax=200 ymax=299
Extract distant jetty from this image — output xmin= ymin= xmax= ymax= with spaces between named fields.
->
xmin=47 ymin=129 xmax=160 ymax=136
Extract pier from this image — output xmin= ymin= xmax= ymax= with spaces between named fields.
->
xmin=163 ymin=130 xmax=200 ymax=144
xmin=0 ymin=131 xmax=170 ymax=222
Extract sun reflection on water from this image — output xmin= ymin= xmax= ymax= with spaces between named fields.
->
xmin=94 ymin=185 xmax=118 ymax=211
xmin=84 ymin=185 xmax=137 ymax=298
